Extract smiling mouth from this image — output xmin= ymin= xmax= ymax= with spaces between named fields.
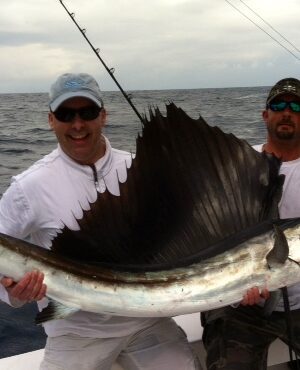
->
xmin=69 ymin=133 xmax=89 ymax=140
xmin=278 ymin=123 xmax=294 ymax=128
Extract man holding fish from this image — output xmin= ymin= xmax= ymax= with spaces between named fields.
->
xmin=0 ymin=73 xmax=201 ymax=370
xmin=202 ymin=77 xmax=300 ymax=370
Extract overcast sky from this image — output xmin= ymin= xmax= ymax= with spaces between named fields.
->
xmin=1 ymin=0 xmax=299 ymax=93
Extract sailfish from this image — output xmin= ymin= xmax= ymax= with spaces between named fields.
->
xmin=0 ymin=103 xmax=300 ymax=323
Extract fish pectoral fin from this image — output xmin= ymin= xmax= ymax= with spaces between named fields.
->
xmin=266 ymin=224 xmax=289 ymax=268
xmin=35 ymin=299 xmax=79 ymax=325
xmin=263 ymin=290 xmax=281 ymax=316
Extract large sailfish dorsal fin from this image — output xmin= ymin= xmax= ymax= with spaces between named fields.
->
xmin=51 ymin=103 xmax=284 ymax=271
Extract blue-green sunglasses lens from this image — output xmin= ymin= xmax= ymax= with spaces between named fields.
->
xmin=269 ymin=102 xmax=287 ymax=111
xmin=290 ymin=102 xmax=300 ymax=112
xmin=269 ymin=101 xmax=300 ymax=113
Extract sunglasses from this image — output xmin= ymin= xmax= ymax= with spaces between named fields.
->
xmin=267 ymin=101 xmax=300 ymax=113
xmin=52 ymin=106 xmax=102 ymax=123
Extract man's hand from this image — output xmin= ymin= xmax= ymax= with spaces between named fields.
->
xmin=1 ymin=271 xmax=47 ymax=304
xmin=241 ymin=286 xmax=270 ymax=306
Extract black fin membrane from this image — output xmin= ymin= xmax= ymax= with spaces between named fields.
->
xmin=51 ymin=103 xmax=285 ymax=271
xmin=35 ymin=299 xmax=78 ymax=325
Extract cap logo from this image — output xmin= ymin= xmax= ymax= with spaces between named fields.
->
xmin=64 ymin=80 xmax=85 ymax=89
xmin=282 ymin=84 xmax=296 ymax=93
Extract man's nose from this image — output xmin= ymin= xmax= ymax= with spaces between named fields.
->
xmin=71 ymin=114 xmax=85 ymax=129
xmin=282 ymin=108 xmax=292 ymax=116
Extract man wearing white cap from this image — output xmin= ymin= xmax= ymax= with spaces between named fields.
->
xmin=0 ymin=73 xmax=201 ymax=370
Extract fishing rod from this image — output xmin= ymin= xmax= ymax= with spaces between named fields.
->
xmin=58 ymin=0 xmax=143 ymax=123
xmin=224 ymin=0 xmax=300 ymax=62
xmin=238 ymin=0 xmax=300 ymax=54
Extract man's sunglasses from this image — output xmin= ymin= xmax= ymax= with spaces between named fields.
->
xmin=267 ymin=101 xmax=300 ymax=113
xmin=52 ymin=106 xmax=102 ymax=123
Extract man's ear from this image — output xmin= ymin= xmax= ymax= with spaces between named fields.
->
xmin=262 ymin=109 xmax=268 ymax=124
xmin=48 ymin=112 xmax=54 ymax=130
xmin=101 ymin=108 xmax=107 ymax=127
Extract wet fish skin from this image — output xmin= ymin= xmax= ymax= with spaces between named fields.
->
xmin=0 ymin=104 xmax=295 ymax=324
xmin=0 ymin=223 xmax=300 ymax=321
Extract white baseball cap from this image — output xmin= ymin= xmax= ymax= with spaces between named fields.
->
xmin=49 ymin=73 xmax=104 ymax=111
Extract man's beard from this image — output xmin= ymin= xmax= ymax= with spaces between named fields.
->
xmin=276 ymin=130 xmax=295 ymax=140
xmin=268 ymin=120 xmax=296 ymax=140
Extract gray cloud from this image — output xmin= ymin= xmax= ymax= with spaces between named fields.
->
xmin=0 ymin=0 xmax=299 ymax=93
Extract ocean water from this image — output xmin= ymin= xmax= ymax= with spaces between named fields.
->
xmin=0 ymin=87 xmax=269 ymax=196
xmin=0 ymin=86 xmax=270 ymax=357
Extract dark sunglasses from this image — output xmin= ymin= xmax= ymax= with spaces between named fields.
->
xmin=267 ymin=101 xmax=300 ymax=113
xmin=52 ymin=106 xmax=102 ymax=123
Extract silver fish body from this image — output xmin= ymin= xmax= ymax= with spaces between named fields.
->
xmin=0 ymin=223 xmax=300 ymax=319
xmin=0 ymin=104 xmax=298 ymax=322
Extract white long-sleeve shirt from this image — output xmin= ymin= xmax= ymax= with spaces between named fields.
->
xmin=253 ymin=144 xmax=300 ymax=311
xmin=0 ymin=136 xmax=158 ymax=338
